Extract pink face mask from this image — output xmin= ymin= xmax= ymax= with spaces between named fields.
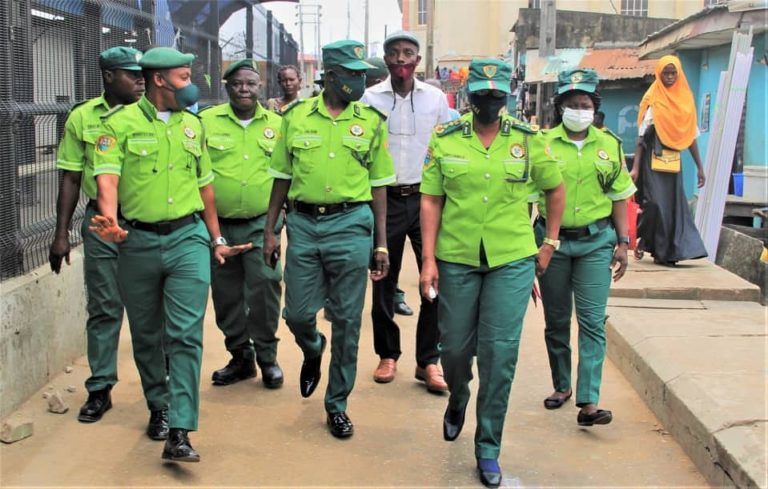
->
xmin=388 ymin=63 xmax=417 ymax=80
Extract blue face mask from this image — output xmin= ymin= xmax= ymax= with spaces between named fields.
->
xmin=162 ymin=77 xmax=200 ymax=110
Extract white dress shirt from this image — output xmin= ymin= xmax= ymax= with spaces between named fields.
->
xmin=362 ymin=77 xmax=450 ymax=185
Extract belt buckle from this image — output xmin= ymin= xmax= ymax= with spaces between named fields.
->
xmin=157 ymin=221 xmax=172 ymax=235
xmin=561 ymin=229 xmax=580 ymax=240
xmin=318 ymin=206 xmax=327 ymax=215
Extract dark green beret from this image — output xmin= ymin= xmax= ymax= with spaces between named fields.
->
xmin=99 ymin=47 xmax=142 ymax=71
xmin=322 ymin=40 xmax=373 ymax=71
xmin=223 ymin=58 xmax=259 ymax=79
xmin=139 ymin=47 xmax=195 ymax=69
xmin=556 ymin=68 xmax=599 ymax=95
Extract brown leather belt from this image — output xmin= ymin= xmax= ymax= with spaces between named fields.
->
xmin=387 ymin=184 xmax=420 ymax=197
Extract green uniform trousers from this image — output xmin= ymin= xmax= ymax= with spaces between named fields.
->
xmin=437 ymin=256 xmax=534 ymax=460
xmin=283 ymin=204 xmax=373 ymax=414
xmin=81 ymin=202 xmax=124 ymax=392
xmin=118 ymin=218 xmax=210 ymax=431
xmin=211 ymin=214 xmax=282 ymax=363
xmin=535 ymin=222 xmax=616 ymax=407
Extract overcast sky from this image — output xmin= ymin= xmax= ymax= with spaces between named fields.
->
xmin=220 ymin=0 xmax=403 ymax=58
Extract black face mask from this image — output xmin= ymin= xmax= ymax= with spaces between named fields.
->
xmin=469 ymin=93 xmax=507 ymax=124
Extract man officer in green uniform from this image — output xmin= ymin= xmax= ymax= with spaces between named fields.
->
xmin=49 ymin=47 xmax=144 ymax=423
xmin=200 ymin=59 xmax=285 ymax=388
xmin=263 ymin=40 xmax=395 ymax=438
xmin=90 ymin=47 xmax=249 ymax=462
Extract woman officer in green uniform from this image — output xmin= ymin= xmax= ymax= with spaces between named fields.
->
xmin=420 ymin=58 xmax=565 ymax=487
xmin=533 ymin=68 xmax=636 ymax=426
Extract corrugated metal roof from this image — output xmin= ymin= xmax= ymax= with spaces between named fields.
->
xmin=524 ymin=47 xmax=654 ymax=83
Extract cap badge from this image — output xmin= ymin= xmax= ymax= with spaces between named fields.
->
xmin=570 ymin=72 xmax=583 ymax=83
xmin=264 ymin=127 xmax=275 ymax=139
xmin=482 ymin=65 xmax=497 ymax=78
xmin=510 ymin=143 xmax=525 ymax=158
xmin=350 ymin=124 xmax=364 ymax=136
xmin=354 ymin=47 xmax=364 ymax=59
xmin=184 ymin=127 xmax=196 ymax=139
xmin=598 ymin=149 xmax=609 ymax=160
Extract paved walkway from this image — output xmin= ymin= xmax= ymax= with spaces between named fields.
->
xmin=1 ymin=248 xmax=712 ymax=488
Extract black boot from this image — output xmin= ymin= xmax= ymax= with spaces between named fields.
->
xmin=258 ymin=361 xmax=284 ymax=389
xmin=77 ymin=386 xmax=113 ymax=423
xmin=211 ymin=349 xmax=256 ymax=385
xmin=146 ymin=409 xmax=170 ymax=441
xmin=162 ymin=428 xmax=200 ymax=463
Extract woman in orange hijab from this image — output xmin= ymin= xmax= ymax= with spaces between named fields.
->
xmin=630 ymin=55 xmax=707 ymax=266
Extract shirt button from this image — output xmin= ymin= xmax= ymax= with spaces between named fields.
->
xmin=332 ymin=121 xmax=338 ymax=126
xmin=243 ymin=154 xmax=249 ymax=160
xmin=485 ymin=154 xmax=490 ymax=159
xmin=167 ymin=130 xmax=172 ymax=136
xmin=325 ymin=186 xmax=332 ymax=192
xmin=141 ymin=150 xmax=147 ymax=156
xmin=241 ymin=180 xmax=247 ymax=187
xmin=168 ymin=164 xmax=173 ymax=170
xmin=448 ymin=168 xmax=454 ymax=173
xmin=575 ymin=207 xmax=581 ymax=212
xmin=167 ymin=198 xmax=173 ymax=204
xmin=483 ymin=196 xmax=489 ymax=203
xmin=329 ymin=152 xmax=335 ymax=158
xmin=484 ymin=173 xmax=491 ymax=179
xmin=219 ymin=145 xmax=224 ymax=150
xmin=304 ymin=141 xmax=310 ymax=147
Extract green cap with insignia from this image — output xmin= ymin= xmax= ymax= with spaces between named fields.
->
xmin=322 ymin=40 xmax=374 ymax=71
xmin=467 ymin=58 xmax=512 ymax=94
xmin=556 ymin=68 xmax=599 ymax=95
xmin=139 ymin=47 xmax=195 ymax=69
xmin=223 ymin=58 xmax=259 ymax=79
xmin=99 ymin=46 xmax=142 ymax=71
xmin=365 ymin=57 xmax=388 ymax=79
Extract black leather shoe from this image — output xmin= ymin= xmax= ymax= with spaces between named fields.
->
xmin=211 ymin=349 xmax=256 ymax=385
xmin=577 ymin=409 xmax=613 ymax=426
xmin=161 ymin=428 xmax=200 ymax=463
xmin=477 ymin=459 xmax=502 ymax=487
xmin=77 ymin=387 xmax=112 ymax=423
xmin=258 ymin=361 xmax=284 ymax=389
xmin=327 ymin=411 xmax=354 ymax=438
xmin=146 ymin=409 xmax=170 ymax=441
xmin=443 ymin=405 xmax=466 ymax=441
xmin=299 ymin=333 xmax=326 ymax=398
xmin=394 ymin=301 xmax=414 ymax=316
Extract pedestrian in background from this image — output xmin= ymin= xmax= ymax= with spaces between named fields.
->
xmin=534 ymin=68 xmax=635 ymax=428
xmin=420 ymin=58 xmax=564 ymax=487
xmin=49 ymin=47 xmax=144 ymax=424
xmin=200 ymin=59 xmax=285 ymax=389
xmin=361 ymin=30 xmax=450 ymax=392
xmin=266 ymin=65 xmax=302 ymax=113
xmin=630 ymin=55 xmax=707 ymax=266
xmin=90 ymin=47 xmax=249 ymax=462
xmin=263 ymin=40 xmax=395 ymax=439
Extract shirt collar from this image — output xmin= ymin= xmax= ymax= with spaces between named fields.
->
xmin=369 ymin=76 xmax=424 ymax=95
xmin=312 ymin=91 xmax=356 ymax=121
xmin=551 ymin=123 xmax=599 ymax=145
xmin=223 ymin=100 xmax=266 ymax=123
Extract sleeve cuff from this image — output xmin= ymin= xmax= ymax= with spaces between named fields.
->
xmin=197 ymin=172 xmax=214 ymax=187
xmin=607 ymin=184 xmax=637 ymax=201
xmin=93 ymin=166 xmax=122 ymax=177
xmin=370 ymin=174 xmax=397 ymax=187
xmin=419 ymin=186 xmax=445 ymax=196
xmin=56 ymin=160 xmax=84 ymax=171
xmin=268 ymin=168 xmax=293 ymax=180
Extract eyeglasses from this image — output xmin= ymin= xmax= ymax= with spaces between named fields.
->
xmin=473 ymin=89 xmax=507 ymax=98
xmin=388 ymin=91 xmax=416 ymax=136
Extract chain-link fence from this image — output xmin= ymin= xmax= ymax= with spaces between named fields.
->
xmin=0 ymin=0 xmax=298 ymax=281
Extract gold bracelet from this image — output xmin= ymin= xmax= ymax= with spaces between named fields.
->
xmin=374 ymin=247 xmax=389 ymax=254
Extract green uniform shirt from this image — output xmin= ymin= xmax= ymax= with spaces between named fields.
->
xmin=536 ymin=125 xmax=636 ymax=227
xmin=421 ymin=114 xmax=562 ymax=267
xmin=56 ymin=95 xmax=112 ymax=200
xmin=93 ymin=96 xmax=214 ymax=223
xmin=268 ymin=93 xmax=396 ymax=203
xmin=200 ymin=102 xmax=281 ymax=218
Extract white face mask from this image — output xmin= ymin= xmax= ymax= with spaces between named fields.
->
xmin=562 ymin=108 xmax=594 ymax=132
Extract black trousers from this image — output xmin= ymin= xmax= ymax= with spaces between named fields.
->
xmin=371 ymin=191 xmax=440 ymax=367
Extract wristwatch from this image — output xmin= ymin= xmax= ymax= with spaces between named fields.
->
xmin=542 ymin=237 xmax=560 ymax=250
xmin=211 ymin=236 xmax=228 ymax=248
xmin=617 ymin=236 xmax=631 ymax=246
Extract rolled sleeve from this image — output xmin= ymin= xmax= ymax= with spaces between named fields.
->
xmin=420 ymin=133 xmax=444 ymax=196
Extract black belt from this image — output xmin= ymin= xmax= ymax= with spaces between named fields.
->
xmin=218 ymin=215 xmax=262 ymax=225
xmin=294 ymin=201 xmax=363 ymax=218
xmin=128 ymin=213 xmax=197 ymax=235
xmin=538 ymin=216 xmax=612 ymax=240
xmin=387 ymin=184 xmax=420 ymax=197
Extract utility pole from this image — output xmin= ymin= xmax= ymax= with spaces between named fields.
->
xmin=295 ymin=4 xmax=323 ymax=92
xmin=346 ymin=0 xmax=351 ymax=39
xmin=425 ymin=0 xmax=435 ymax=77
xmin=364 ymin=0 xmax=370 ymax=53
xmin=540 ymin=0 xmax=556 ymax=57
xmin=296 ymin=3 xmax=305 ymax=79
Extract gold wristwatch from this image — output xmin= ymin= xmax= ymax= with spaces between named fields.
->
xmin=542 ymin=237 xmax=560 ymax=250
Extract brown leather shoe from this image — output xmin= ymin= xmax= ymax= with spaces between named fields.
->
xmin=415 ymin=364 xmax=448 ymax=393
xmin=373 ymin=359 xmax=397 ymax=383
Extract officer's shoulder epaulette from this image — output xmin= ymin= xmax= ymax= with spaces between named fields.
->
xmin=184 ymin=108 xmax=202 ymax=119
xmin=600 ymin=126 xmax=622 ymax=143
xmin=434 ymin=119 xmax=465 ymax=137
xmin=196 ymin=104 xmax=216 ymax=115
xmin=100 ymin=104 xmax=125 ymax=120
xmin=360 ymin=102 xmax=387 ymax=120
xmin=509 ymin=117 xmax=539 ymax=134
xmin=68 ymin=99 xmax=89 ymax=113
xmin=279 ymin=98 xmax=305 ymax=115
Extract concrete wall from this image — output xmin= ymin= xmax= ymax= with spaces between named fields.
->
xmin=0 ymin=248 xmax=87 ymax=419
